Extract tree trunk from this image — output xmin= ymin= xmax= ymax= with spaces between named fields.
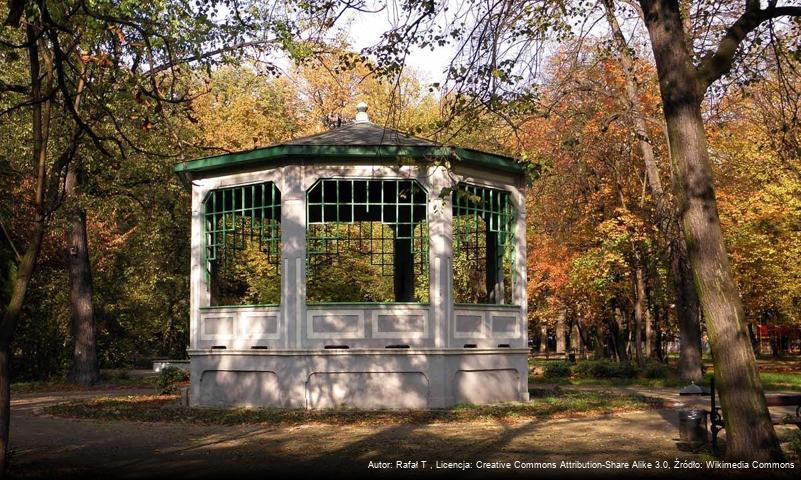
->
xmin=61 ymin=56 xmax=97 ymax=386
xmin=555 ymin=310 xmax=566 ymax=354
xmin=612 ymin=306 xmax=628 ymax=361
xmin=640 ymin=0 xmax=782 ymax=461
xmin=65 ymin=163 xmax=99 ymax=386
xmin=0 ymin=25 xmax=52 ymax=473
xmin=633 ymin=259 xmax=646 ymax=367
xmin=0 ymin=218 xmax=45 ymax=472
xmin=539 ymin=323 xmax=547 ymax=353
xmin=673 ymin=237 xmax=703 ymax=380
xmin=645 ymin=305 xmax=653 ymax=359
xmin=602 ymin=0 xmax=702 ymax=376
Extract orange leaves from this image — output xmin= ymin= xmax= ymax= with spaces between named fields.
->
xmin=521 ymin=41 xmax=669 ymax=325
xmin=527 ymin=233 xmax=572 ymax=295
xmin=79 ymin=52 xmax=114 ymax=67
xmin=107 ymin=25 xmax=127 ymax=46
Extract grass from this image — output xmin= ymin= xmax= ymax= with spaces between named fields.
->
xmin=531 ymin=376 xmax=688 ymax=388
xmin=12 ymin=370 xmax=158 ymax=394
xmin=529 ymin=356 xmax=801 ymax=391
xmin=760 ymin=372 xmax=801 ymax=391
xmin=42 ymin=389 xmax=661 ymax=426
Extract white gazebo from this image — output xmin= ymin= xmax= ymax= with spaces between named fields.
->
xmin=175 ymin=103 xmax=530 ymax=408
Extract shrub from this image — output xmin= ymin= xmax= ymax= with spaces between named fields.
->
xmin=573 ymin=360 xmax=638 ymax=379
xmin=543 ymin=361 xmax=572 ymax=378
xmin=616 ymin=362 xmax=639 ymax=378
xmin=156 ymin=366 xmax=189 ymax=394
xmin=787 ymin=430 xmax=801 ymax=459
xmin=573 ymin=361 xmax=596 ymax=378
xmin=574 ymin=360 xmax=613 ymax=378
xmin=643 ymin=361 xmax=668 ymax=379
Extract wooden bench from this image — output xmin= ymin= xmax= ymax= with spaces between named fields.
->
xmin=708 ymin=376 xmax=801 ymax=450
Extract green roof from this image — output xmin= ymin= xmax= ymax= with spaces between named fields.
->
xmin=174 ymin=122 xmax=524 ymax=176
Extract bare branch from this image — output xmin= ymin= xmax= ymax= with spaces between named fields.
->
xmin=143 ymin=39 xmax=278 ymax=76
xmin=697 ymin=4 xmax=801 ymax=91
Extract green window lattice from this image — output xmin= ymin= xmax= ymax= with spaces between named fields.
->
xmin=452 ymin=183 xmax=515 ymax=303
xmin=306 ymin=178 xmax=429 ymax=276
xmin=305 ymin=178 xmax=429 ymax=303
xmin=204 ymin=182 xmax=282 ymax=275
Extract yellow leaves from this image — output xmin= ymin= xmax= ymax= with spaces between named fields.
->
xmin=708 ymin=93 xmax=801 ymax=326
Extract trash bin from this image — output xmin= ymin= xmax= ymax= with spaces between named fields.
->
xmin=678 ymin=381 xmax=711 ymax=448
xmin=678 ymin=409 xmax=708 ymax=446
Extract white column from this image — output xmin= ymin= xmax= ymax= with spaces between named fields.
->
xmin=189 ymin=182 xmax=209 ymax=350
xmin=512 ymin=185 xmax=528 ymax=347
xmin=428 ymin=165 xmax=455 ymax=348
xmin=280 ymin=164 xmax=307 ymax=349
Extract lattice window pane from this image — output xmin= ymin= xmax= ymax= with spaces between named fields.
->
xmin=306 ymin=178 xmax=429 ymax=303
xmin=204 ymin=182 xmax=281 ymax=306
xmin=452 ymin=183 xmax=515 ymax=304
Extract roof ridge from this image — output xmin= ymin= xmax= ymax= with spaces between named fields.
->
xmin=284 ymin=120 xmax=436 ymax=147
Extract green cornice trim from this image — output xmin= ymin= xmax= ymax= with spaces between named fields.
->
xmin=175 ymin=144 xmax=524 ymax=175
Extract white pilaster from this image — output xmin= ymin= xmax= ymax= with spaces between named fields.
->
xmin=428 ymin=165 xmax=455 ymax=348
xmin=190 ymin=182 xmax=210 ymax=350
xmin=512 ymin=184 xmax=528 ymax=349
xmin=280 ymin=164 xmax=307 ymax=349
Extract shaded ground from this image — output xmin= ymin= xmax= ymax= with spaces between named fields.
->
xmin=41 ymin=389 xmax=658 ymax=426
xmin=8 ymin=387 xmax=799 ymax=479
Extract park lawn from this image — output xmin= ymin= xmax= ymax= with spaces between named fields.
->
xmin=12 ymin=371 xmax=158 ymax=394
xmin=760 ymin=372 xmax=801 ymax=391
xmin=532 ymin=376 xmax=688 ymax=388
xmin=42 ymin=388 xmax=662 ymax=426
xmin=529 ymin=373 xmax=801 ymax=391
xmin=529 ymin=357 xmax=801 ymax=391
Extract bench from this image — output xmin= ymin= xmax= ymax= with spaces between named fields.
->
xmin=708 ymin=376 xmax=801 ymax=450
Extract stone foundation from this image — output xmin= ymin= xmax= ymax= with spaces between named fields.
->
xmin=189 ymin=348 xmax=530 ymax=409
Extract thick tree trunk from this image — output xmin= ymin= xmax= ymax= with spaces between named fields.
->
xmin=61 ymin=57 xmax=97 ymax=386
xmin=640 ymin=0 xmax=782 ymax=461
xmin=0 ymin=25 xmax=51 ymax=473
xmin=65 ymin=164 xmax=99 ymax=386
xmin=603 ymin=0 xmax=702 ymax=376
xmin=673 ymin=237 xmax=703 ymax=380
xmin=555 ymin=310 xmax=566 ymax=354
xmin=539 ymin=323 xmax=547 ymax=353
xmin=0 ymin=337 xmax=8 ymax=476
xmin=0 ymin=218 xmax=45 ymax=472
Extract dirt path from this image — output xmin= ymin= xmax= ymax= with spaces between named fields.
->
xmin=8 ymin=389 xmax=795 ymax=479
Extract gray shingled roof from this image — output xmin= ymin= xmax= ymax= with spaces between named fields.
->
xmin=286 ymin=121 xmax=435 ymax=147
xmin=176 ymin=108 xmax=525 ymax=176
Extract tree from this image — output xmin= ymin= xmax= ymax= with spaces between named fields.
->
xmin=64 ymin=57 xmax=98 ymax=386
xmin=708 ymin=82 xmax=801 ymax=342
xmin=349 ymin=0 xmax=797 ymax=459
xmin=601 ymin=0 xmax=703 ymax=378
xmin=0 ymin=0 xmax=340 ymax=471
xmin=516 ymin=44 xmax=672 ymax=363
xmin=636 ymin=0 xmax=800 ymax=461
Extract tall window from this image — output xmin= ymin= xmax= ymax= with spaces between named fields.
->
xmin=452 ymin=183 xmax=515 ymax=304
xmin=204 ymin=182 xmax=281 ymax=306
xmin=306 ymin=179 xmax=429 ymax=303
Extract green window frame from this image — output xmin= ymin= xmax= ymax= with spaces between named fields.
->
xmin=203 ymin=182 xmax=282 ymax=305
xmin=306 ymin=178 xmax=429 ymax=303
xmin=452 ymin=183 xmax=515 ymax=304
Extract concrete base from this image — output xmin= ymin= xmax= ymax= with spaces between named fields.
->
xmin=188 ymin=348 xmax=530 ymax=409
